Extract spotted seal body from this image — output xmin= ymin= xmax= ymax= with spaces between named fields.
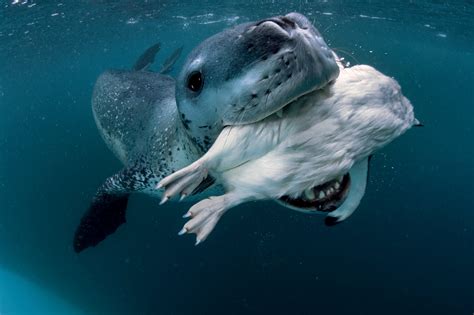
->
xmin=73 ymin=14 xmax=360 ymax=252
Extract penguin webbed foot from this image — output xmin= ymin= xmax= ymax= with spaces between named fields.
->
xmin=179 ymin=195 xmax=230 ymax=245
xmin=157 ymin=160 xmax=208 ymax=204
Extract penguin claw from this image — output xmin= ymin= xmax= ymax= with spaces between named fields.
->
xmin=159 ymin=196 xmax=169 ymax=205
xmin=179 ymin=196 xmax=229 ymax=245
xmin=183 ymin=211 xmax=192 ymax=218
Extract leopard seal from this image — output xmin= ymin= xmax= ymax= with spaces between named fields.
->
xmin=73 ymin=13 xmax=342 ymax=252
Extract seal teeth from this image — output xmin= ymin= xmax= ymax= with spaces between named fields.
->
xmin=276 ymin=109 xmax=283 ymax=118
xmin=304 ymin=188 xmax=315 ymax=200
xmin=319 ymin=191 xmax=326 ymax=199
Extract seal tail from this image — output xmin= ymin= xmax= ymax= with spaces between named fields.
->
xmin=73 ymin=193 xmax=129 ymax=253
xmin=73 ymin=163 xmax=158 ymax=253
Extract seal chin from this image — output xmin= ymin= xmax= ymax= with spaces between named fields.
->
xmin=277 ymin=157 xmax=372 ymax=225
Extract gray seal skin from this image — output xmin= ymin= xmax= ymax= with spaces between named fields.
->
xmin=73 ymin=13 xmax=341 ymax=252
xmin=176 ymin=12 xmax=339 ymax=151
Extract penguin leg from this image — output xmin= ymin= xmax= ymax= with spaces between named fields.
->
xmin=179 ymin=191 xmax=250 ymax=245
xmin=157 ymin=159 xmax=209 ymax=203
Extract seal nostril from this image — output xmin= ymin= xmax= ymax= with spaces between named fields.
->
xmin=280 ymin=16 xmax=296 ymax=28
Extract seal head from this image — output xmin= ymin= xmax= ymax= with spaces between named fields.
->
xmin=176 ymin=12 xmax=340 ymax=150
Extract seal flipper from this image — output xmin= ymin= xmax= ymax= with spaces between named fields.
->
xmin=132 ymin=43 xmax=161 ymax=71
xmin=73 ymin=163 xmax=159 ymax=253
xmin=159 ymin=46 xmax=183 ymax=75
xmin=73 ymin=192 xmax=129 ymax=253
xmin=325 ymin=157 xmax=370 ymax=226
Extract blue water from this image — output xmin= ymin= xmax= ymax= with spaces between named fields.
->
xmin=1 ymin=1 xmax=473 ymax=314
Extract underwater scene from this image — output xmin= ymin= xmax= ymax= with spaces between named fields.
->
xmin=0 ymin=0 xmax=473 ymax=314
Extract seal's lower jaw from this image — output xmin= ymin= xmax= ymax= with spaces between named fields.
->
xmin=279 ymin=174 xmax=351 ymax=213
xmin=277 ymin=158 xmax=370 ymax=226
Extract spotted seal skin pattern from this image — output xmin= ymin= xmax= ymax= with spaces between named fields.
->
xmin=92 ymin=70 xmax=201 ymax=192
xmin=74 ymin=13 xmax=341 ymax=252
xmin=74 ymin=70 xmax=208 ymax=253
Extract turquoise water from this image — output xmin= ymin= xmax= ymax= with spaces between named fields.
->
xmin=1 ymin=1 xmax=473 ymax=314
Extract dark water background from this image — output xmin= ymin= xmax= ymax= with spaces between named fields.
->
xmin=1 ymin=0 xmax=473 ymax=314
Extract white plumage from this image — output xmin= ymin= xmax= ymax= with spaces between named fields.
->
xmin=158 ymin=63 xmax=416 ymax=244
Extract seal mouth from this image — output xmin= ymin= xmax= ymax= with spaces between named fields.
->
xmin=251 ymin=16 xmax=298 ymax=38
xmin=255 ymin=16 xmax=296 ymax=33
xmin=279 ymin=174 xmax=351 ymax=213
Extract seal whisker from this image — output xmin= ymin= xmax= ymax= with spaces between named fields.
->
xmin=332 ymin=47 xmax=360 ymax=65
xmin=261 ymin=67 xmax=282 ymax=114
xmin=221 ymin=101 xmax=252 ymax=149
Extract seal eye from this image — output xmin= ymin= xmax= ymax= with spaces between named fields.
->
xmin=187 ymin=71 xmax=203 ymax=92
